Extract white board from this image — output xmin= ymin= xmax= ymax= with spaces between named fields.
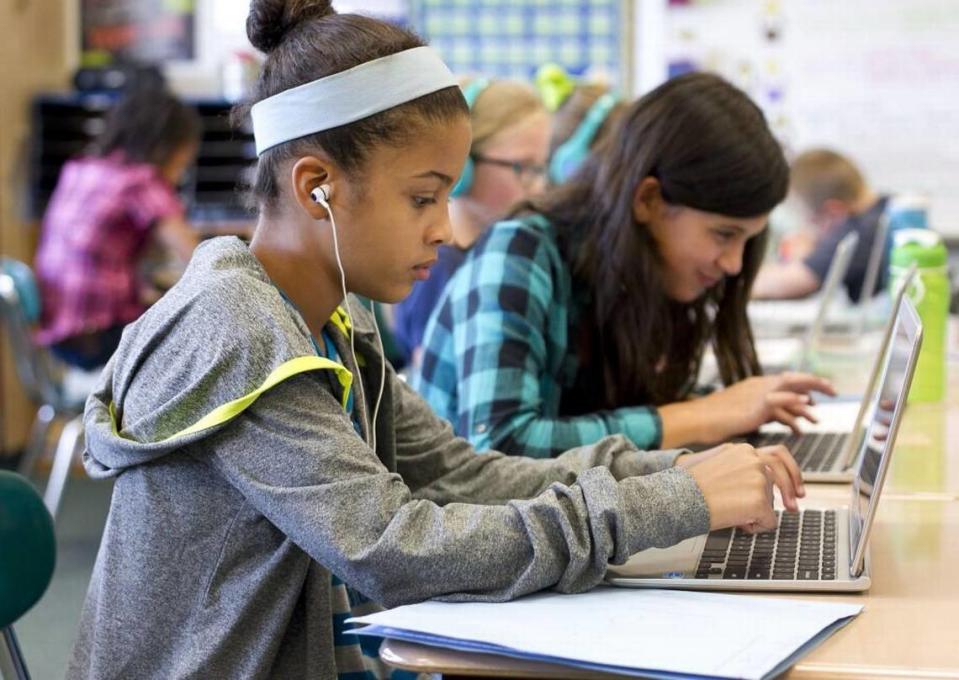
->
xmin=633 ymin=0 xmax=959 ymax=239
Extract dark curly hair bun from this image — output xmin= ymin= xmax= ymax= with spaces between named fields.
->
xmin=247 ymin=0 xmax=335 ymax=54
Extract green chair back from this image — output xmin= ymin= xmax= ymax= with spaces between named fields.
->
xmin=0 ymin=259 xmax=41 ymax=325
xmin=0 ymin=471 xmax=56 ymax=628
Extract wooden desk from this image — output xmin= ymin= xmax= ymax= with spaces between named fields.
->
xmin=738 ymin=324 xmax=959 ymax=501
xmin=881 ymin=368 xmax=959 ymax=500
xmin=785 ymin=496 xmax=959 ymax=678
xmin=811 ymin=355 xmax=959 ymax=501
xmin=379 ymin=496 xmax=959 ymax=679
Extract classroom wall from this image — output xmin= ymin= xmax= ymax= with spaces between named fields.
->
xmin=163 ymin=0 xmax=249 ymax=97
xmin=165 ymin=0 xmax=408 ymax=97
xmin=0 ymin=1 xmax=72 ymax=457
xmin=632 ymin=0 xmax=959 ymax=242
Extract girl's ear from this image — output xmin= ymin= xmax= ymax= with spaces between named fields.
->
xmin=631 ymin=176 xmax=664 ymax=224
xmin=290 ymin=154 xmax=339 ymax=220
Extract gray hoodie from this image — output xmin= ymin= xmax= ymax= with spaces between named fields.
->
xmin=68 ymin=237 xmax=710 ymax=679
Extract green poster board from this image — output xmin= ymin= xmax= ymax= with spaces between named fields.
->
xmin=411 ymin=0 xmax=622 ymax=81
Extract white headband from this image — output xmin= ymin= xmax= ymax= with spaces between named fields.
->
xmin=250 ymin=46 xmax=458 ymax=156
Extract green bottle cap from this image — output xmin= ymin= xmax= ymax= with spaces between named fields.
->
xmin=890 ymin=228 xmax=947 ymax=268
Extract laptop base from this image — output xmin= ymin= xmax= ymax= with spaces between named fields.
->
xmin=606 ymin=509 xmax=871 ymax=593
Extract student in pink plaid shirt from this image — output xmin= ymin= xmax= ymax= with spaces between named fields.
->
xmin=35 ymin=81 xmax=202 ymax=369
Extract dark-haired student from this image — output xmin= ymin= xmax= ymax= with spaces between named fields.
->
xmin=34 ymin=80 xmax=201 ymax=370
xmin=67 ymin=3 xmax=805 ymax=678
xmin=414 ymin=72 xmax=836 ymax=459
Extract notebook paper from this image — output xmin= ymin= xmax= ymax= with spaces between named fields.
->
xmin=349 ymin=587 xmax=861 ymax=680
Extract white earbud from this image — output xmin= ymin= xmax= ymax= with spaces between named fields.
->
xmin=311 ymin=183 xmax=332 ymax=207
xmin=307 ymin=180 xmax=384 ymax=454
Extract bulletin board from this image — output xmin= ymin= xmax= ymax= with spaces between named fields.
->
xmin=642 ymin=0 xmax=959 ymax=239
xmin=411 ymin=0 xmax=622 ymax=82
xmin=81 ymin=0 xmax=196 ymax=64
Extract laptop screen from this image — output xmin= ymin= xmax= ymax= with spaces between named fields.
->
xmin=848 ymin=297 xmax=923 ymax=572
xmin=796 ymin=231 xmax=860 ymax=371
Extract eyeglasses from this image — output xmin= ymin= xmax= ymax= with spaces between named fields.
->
xmin=472 ymin=154 xmax=547 ymax=186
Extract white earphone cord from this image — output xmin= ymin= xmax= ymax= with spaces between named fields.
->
xmin=323 ymin=192 xmax=384 ymax=452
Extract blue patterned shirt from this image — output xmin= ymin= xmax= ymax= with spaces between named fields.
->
xmin=413 ymin=215 xmax=662 ymax=458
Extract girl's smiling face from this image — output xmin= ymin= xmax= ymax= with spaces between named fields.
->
xmin=634 ymin=178 xmax=768 ymax=302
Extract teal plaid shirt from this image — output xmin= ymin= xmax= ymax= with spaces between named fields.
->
xmin=413 ymin=215 xmax=662 ymax=459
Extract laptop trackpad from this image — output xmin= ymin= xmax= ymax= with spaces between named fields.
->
xmin=608 ymin=534 xmax=706 ymax=578
xmin=760 ymin=400 xmax=863 ymax=434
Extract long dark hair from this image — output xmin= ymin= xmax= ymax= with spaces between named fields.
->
xmin=521 ymin=72 xmax=788 ymax=409
xmin=91 ymin=71 xmax=201 ymax=169
xmin=235 ymin=0 xmax=468 ymax=207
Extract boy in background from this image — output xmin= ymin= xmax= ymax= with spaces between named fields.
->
xmin=753 ymin=149 xmax=889 ymax=302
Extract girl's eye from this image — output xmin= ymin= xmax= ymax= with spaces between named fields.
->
xmin=714 ymin=230 xmax=735 ymax=242
xmin=413 ymin=196 xmax=437 ymax=208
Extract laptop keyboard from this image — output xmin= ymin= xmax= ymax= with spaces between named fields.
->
xmin=750 ymin=432 xmax=848 ymax=472
xmin=694 ymin=510 xmax=838 ymax=580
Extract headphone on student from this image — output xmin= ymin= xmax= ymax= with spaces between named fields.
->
xmin=310 ymin=181 xmax=386 ymax=454
xmin=310 ymin=183 xmax=331 ymax=206
xmin=548 ymin=92 xmax=619 ymax=184
xmin=450 ymin=78 xmax=491 ymax=198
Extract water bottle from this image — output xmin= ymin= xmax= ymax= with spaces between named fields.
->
xmin=889 ymin=228 xmax=949 ymax=402
xmin=887 ymin=194 xmax=930 ymax=233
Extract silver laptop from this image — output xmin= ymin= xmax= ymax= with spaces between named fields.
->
xmin=750 ymin=263 xmax=917 ymax=483
xmin=754 ymin=230 xmax=859 ymax=373
xmin=854 ymin=204 xmax=894 ymax=335
xmin=749 ymin=231 xmax=860 ymax=347
xmin=794 ymin=230 xmax=860 ymax=372
xmin=607 ymin=296 xmax=922 ymax=592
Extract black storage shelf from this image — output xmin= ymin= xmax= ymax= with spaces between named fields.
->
xmin=29 ymin=93 xmax=256 ymax=224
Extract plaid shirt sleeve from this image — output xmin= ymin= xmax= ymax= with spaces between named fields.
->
xmin=416 ymin=218 xmax=662 ymax=459
xmin=126 ymin=170 xmax=184 ymax=232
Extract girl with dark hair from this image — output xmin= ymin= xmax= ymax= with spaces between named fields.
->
xmin=69 ymin=5 xmax=803 ymax=678
xmin=415 ymin=72 xmax=836 ymax=459
xmin=34 ymin=79 xmax=201 ymax=370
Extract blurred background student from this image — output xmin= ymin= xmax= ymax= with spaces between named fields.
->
xmin=391 ymin=77 xmax=550 ymax=367
xmin=33 ymin=78 xmax=202 ymax=370
xmin=752 ymin=148 xmax=889 ymax=302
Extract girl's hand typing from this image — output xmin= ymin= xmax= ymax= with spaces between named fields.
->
xmin=679 ymin=442 xmax=804 ymax=531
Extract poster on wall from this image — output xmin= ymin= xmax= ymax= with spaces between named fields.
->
xmin=411 ymin=0 xmax=621 ymax=82
xmin=81 ymin=0 xmax=196 ymax=64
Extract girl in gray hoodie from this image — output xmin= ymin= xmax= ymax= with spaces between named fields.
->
xmin=68 ymin=1 xmax=803 ymax=678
